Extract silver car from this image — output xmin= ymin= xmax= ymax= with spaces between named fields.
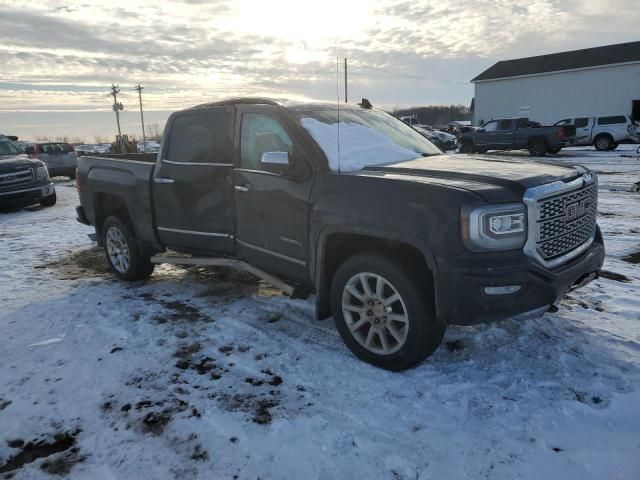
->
xmin=22 ymin=142 xmax=78 ymax=179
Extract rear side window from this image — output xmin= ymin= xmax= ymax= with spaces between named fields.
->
xmin=555 ymin=119 xmax=570 ymax=126
xmin=498 ymin=119 xmax=513 ymax=130
xmin=574 ymin=118 xmax=589 ymax=128
xmin=597 ymin=116 xmax=626 ymax=125
xmin=240 ymin=114 xmax=293 ymax=171
xmin=167 ymin=110 xmax=230 ymax=164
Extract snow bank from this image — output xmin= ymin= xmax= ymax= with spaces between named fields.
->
xmin=300 ymin=117 xmax=420 ymax=172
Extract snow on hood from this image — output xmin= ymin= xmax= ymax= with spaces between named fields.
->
xmin=300 ymin=117 xmax=421 ymax=172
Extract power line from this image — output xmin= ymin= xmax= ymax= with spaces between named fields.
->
xmin=355 ymin=64 xmax=469 ymax=85
xmin=109 ymin=84 xmax=124 ymax=152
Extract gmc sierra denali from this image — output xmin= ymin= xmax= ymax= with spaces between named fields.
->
xmin=75 ymin=98 xmax=604 ymax=370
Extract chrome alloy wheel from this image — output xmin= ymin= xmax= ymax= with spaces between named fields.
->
xmin=341 ymin=272 xmax=409 ymax=355
xmin=106 ymin=226 xmax=130 ymax=273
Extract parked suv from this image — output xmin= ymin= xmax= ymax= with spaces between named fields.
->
xmin=554 ymin=115 xmax=638 ymax=151
xmin=76 ymin=98 xmax=604 ymax=371
xmin=0 ymin=135 xmax=56 ymax=208
xmin=20 ymin=142 xmax=78 ymax=178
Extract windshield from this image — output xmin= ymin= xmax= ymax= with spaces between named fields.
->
xmin=0 ymin=138 xmax=24 ymax=156
xmin=297 ymin=108 xmax=442 ymax=172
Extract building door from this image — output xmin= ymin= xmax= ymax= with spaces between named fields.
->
xmin=632 ymin=100 xmax=640 ymax=123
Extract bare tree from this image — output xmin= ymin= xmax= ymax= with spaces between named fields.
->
xmin=94 ymin=135 xmax=109 ymax=144
xmin=145 ymin=122 xmax=162 ymax=141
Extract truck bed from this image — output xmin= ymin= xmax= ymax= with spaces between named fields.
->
xmin=76 ymin=153 xmax=159 ymax=248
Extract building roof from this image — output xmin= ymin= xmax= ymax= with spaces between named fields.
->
xmin=472 ymin=41 xmax=640 ymax=82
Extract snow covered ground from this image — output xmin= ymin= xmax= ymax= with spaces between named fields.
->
xmin=1 ymin=146 xmax=639 ymax=479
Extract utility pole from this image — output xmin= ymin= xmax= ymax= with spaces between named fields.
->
xmin=134 ymin=84 xmax=146 ymax=153
xmin=344 ymin=57 xmax=348 ymax=104
xmin=110 ymin=84 xmax=124 ymax=153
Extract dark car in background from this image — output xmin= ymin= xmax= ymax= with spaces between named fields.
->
xmin=19 ymin=142 xmax=78 ymax=179
xmin=459 ymin=117 xmax=576 ymax=156
xmin=0 ymin=135 xmax=56 ymax=209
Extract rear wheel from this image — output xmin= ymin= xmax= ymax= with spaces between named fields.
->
xmin=528 ymin=139 xmax=547 ymax=156
xmin=330 ymin=253 xmax=446 ymax=371
xmin=548 ymin=146 xmax=561 ymax=154
xmin=102 ymin=216 xmax=155 ymax=281
xmin=594 ymin=134 xmax=613 ymax=151
xmin=608 ymin=142 xmax=619 ymax=151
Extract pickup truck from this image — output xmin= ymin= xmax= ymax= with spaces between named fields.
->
xmin=0 ymin=135 xmax=56 ymax=209
xmin=76 ymin=98 xmax=604 ymax=371
xmin=459 ymin=117 xmax=575 ymax=156
xmin=554 ymin=115 xmax=638 ymax=151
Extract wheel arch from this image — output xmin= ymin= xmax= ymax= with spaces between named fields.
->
xmin=313 ymin=227 xmax=437 ymax=320
xmin=93 ymin=192 xmax=133 ymax=246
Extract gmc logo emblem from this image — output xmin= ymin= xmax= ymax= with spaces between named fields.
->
xmin=565 ymin=199 xmax=589 ymax=222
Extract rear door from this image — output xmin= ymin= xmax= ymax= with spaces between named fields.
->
xmin=495 ymin=119 xmax=515 ymax=146
xmin=573 ymin=117 xmax=591 ymax=144
xmin=152 ymin=106 xmax=235 ymax=254
xmin=233 ymin=105 xmax=313 ymax=282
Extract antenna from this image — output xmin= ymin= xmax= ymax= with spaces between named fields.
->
xmin=336 ymin=57 xmax=341 ymax=173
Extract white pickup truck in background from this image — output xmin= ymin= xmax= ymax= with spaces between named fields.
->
xmin=554 ymin=115 xmax=638 ymax=151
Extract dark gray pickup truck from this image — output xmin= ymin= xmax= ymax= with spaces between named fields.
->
xmin=76 ymin=98 xmax=604 ymax=370
xmin=459 ymin=117 xmax=576 ymax=156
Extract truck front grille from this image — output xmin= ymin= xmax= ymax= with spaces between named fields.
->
xmin=536 ymin=182 xmax=597 ymax=260
xmin=524 ymin=174 xmax=598 ymax=268
xmin=0 ymin=168 xmax=35 ymax=188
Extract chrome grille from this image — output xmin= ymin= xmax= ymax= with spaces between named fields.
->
xmin=0 ymin=168 xmax=34 ymax=188
xmin=535 ymin=181 xmax=597 ymax=261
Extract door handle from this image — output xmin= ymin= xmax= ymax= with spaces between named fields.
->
xmin=154 ymin=177 xmax=175 ymax=184
xmin=234 ymin=185 xmax=249 ymax=192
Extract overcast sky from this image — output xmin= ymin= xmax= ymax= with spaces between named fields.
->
xmin=1 ymin=0 xmax=638 ymax=140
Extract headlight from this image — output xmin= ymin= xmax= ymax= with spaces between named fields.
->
xmin=461 ymin=203 xmax=526 ymax=251
xmin=35 ymin=166 xmax=49 ymax=181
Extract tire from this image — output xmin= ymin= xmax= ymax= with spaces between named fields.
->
xmin=528 ymin=139 xmax=547 ymax=156
xmin=548 ymin=146 xmax=561 ymax=154
xmin=608 ymin=142 xmax=619 ymax=151
xmin=459 ymin=141 xmax=474 ymax=154
xmin=330 ymin=253 xmax=446 ymax=371
xmin=40 ymin=192 xmax=57 ymax=207
xmin=102 ymin=216 xmax=155 ymax=281
xmin=475 ymin=147 xmax=487 ymax=154
xmin=594 ymin=134 xmax=613 ymax=151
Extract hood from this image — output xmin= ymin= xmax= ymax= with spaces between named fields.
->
xmin=0 ymin=154 xmax=41 ymax=173
xmin=362 ymin=154 xmax=584 ymax=198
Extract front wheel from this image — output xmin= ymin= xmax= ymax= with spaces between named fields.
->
xmin=330 ymin=253 xmax=446 ymax=371
xmin=459 ymin=141 xmax=474 ymax=154
xmin=102 ymin=216 xmax=155 ymax=281
xmin=548 ymin=146 xmax=561 ymax=154
xmin=40 ymin=192 xmax=57 ymax=207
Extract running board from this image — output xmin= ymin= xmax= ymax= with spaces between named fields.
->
xmin=149 ymin=254 xmax=307 ymax=299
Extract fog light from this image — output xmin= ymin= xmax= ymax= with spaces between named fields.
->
xmin=484 ymin=285 xmax=522 ymax=295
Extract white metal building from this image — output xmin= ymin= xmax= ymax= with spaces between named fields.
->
xmin=471 ymin=41 xmax=640 ymax=126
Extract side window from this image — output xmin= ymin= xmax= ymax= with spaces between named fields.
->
xmin=574 ymin=118 xmax=589 ymax=128
xmin=483 ymin=121 xmax=499 ymax=132
xmin=498 ymin=119 xmax=513 ymax=130
xmin=167 ymin=110 xmax=229 ymax=164
xmin=597 ymin=116 xmax=626 ymax=125
xmin=240 ymin=113 xmax=293 ymax=171
xmin=555 ymin=119 xmax=571 ymax=126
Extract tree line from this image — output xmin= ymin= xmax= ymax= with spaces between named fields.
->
xmin=391 ymin=105 xmax=471 ymax=126
xmin=32 ymin=122 xmax=163 ymax=145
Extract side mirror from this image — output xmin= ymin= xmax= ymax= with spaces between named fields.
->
xmin=478 ymin=128 xmax=485 ymax=133
xmin=261 ymin=151 xmax=290 ymax=174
